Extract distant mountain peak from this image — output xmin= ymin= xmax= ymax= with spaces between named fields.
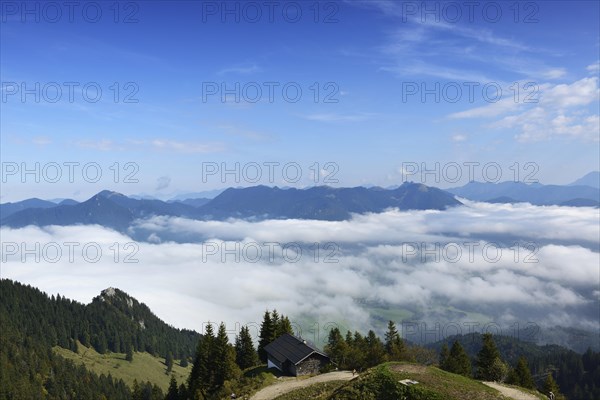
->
xmin=569 ymin=171 xmax=600 ymax=189
xmin=96 ymin=190 xmax=126 ymax=198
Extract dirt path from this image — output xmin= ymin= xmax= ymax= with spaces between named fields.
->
xmin=250 ymin=371 xmax=355 ymax=400
xmin=483 ymin=381 xmax=543 ymax=400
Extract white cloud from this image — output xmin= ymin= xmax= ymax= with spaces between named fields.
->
xmin=450 ymin=77 xmax=600 ymax=142
xmin=76 ymin=139 xmax=121 ymax=151
xmin=217 ymin=64 xmax=261 ymax=75
xmin=32 ymin=137 xmax=52 ymax=146
xmin=542 ymin=77 xmax=599 ymax=108
xmin=156 ymin=176 xmax=171 ymax=191
xmin=587 ymin=62 xmax=600 ymax=73
xmin=2 ymin=201 xmax=598 ymax=341
xmin=541 ymin=68 xmax=567 ymax=79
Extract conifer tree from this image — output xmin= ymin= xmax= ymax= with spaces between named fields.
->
xmin=126 ymin=343 xmax=133 ymax=362
xmin=365 ymin=330 xmax=386 ymax=367
xmin=439 ymin=343 xmax=450 ymax=370
xmin=213 ymin=322 xmax=239 ymax=388
xmin=278 ymin=316 xmax=294 ymax=337
xmin=476 ymin=333 xmax=502 ymax=380
xmin=447 ymin=341 xmax=472 ymax=377
xmin=384 ymin=321 xmax=406 ymax=361
xmin=325 ymin=327 xmax=348 ymax=367
xmin=166 ymin=376 xmax=179 ymax=400
xmin=258 ymin=311 xmax=273 ymax=362
xmin=165 ymin=351 xmax=174 ymax=373
xmin=543 ymin=373 xmax=563 ymax=399
xmin=507 ymin=356 xmax=535 ymax=389
xmin=235 ymin=326 xmax=258 ymax=370
xmin=188 ymin=323 xmax=214 ymax=398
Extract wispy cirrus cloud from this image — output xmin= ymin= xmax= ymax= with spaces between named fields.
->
xmin=217 ymin=63 xmax=261 ymax=75
xmin=303 ymin=112 xmax=375 ymax=122
xmin=146 ymin=139 xmax=226 ymax=153
xmin=75 ymin=139 xmax=124 ymax=151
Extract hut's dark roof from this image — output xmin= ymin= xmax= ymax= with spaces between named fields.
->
xmin=264 ymin=333 xmax=328 ymax=365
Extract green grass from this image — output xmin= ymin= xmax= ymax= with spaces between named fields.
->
xmin=218 ymin=365 xmax=282 ymax=399
xmin=387 ymin=363 xmax=505 ymax=400
xmin=54 ymin=342 xmax=192 ymax=391
xmin=292 ymin=362 xmax=548 ymax=400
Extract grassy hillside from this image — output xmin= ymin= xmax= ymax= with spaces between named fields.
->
xmin=271 ymin=362 xmax=547 ymax=400
xmin=54 ymin=342 xmax=192 ymax=391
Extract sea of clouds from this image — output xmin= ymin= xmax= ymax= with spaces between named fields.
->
xmin=2 ymin=200 xmax=598 ymax=346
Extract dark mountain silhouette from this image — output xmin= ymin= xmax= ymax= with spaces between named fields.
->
xmin=449 ymin=180 xmax=599 ymax=206
xmin=0 ymin=198 xmax=57 ymax=219
xmin=195 ymin=183 xmax=461 ymax=220
xmin=568 ymin=171 xmax=600 ymax=188
xmin=560 ymin=198 xmax=600 ymax=207
xmin=1 ymin=183 xmax=461 ymax=230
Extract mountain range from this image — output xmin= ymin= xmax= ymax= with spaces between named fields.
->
xmin=1 ymin=183 xmax=461 ymax=231
xmin=2 ymin=172 xmax=598 ymax=231
xmin=448 ymin=172 xmax=599 ymax=206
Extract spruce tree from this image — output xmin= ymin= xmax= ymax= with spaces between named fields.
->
xmin=188 ymin=323 xmax=214 ymax=398
xmin=166 ymin=376 xmax=179 ymax=400
xmin=235 ymin=326 xmax=258 ymax=370
xmin=543 ymin=373 xmax=562 ymax=399
xmin=448 ymin=341 xmax=472 ymax=377
xmin=384 ymin=321 xmax=405 ymax=361
xmin=365 ymin=330 xmax=386 ymax=367
xmin=476 ymin=333 xmax=502 ymax=380
xmin=258 ymin=311 xmax=273 ymax=362
xmin=508 ymin=356 xmax=535 ymax=389
xmin=97 ymin=332 xmax=108 ymax=354
xmin=166 ymin=351 xmax=174 ymax=373
xmin=113 ymin=332 xmax=121 ymax=353
xmin=213 ymin=322 xmax=239 ymax=388
xmin=278 ymin=316 xmax=294 ymax=336
xmin=325 ymin=327 xmax=348 ymax=367
xmin=271 ymin=310 xmax=280 ymax=333
xmin=126 ymin=344 xmax=133 ymax=362
xmin=132 ymin=380 xmax=142 ymax=400
xmin=439 ymin=343 xmax=450 ymax=370
xmin=178 ymin=384 xmax=187 ymax=400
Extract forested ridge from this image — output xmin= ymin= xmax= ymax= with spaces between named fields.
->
xmin=0 ymin=279 xmax=199 ymax=399
xmin=1 ymin=279 xmax=598 ymax=399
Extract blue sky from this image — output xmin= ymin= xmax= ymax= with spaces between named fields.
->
xmin=1 ymin=0 xmax=599 ymax=201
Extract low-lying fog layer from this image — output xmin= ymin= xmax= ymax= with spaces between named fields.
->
xmin=2 ymin=201 xmax=598 ymax=345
